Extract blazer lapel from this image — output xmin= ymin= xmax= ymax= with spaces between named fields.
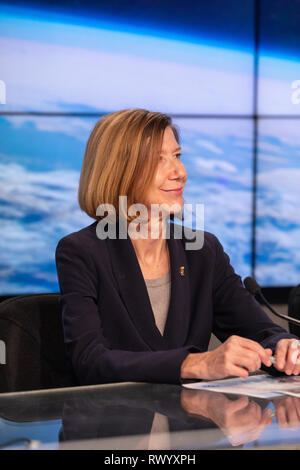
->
xmin=163 ymin=225 xmax=191 ymax=349
xmin=106 ymin=223 xmax=191 ymax=351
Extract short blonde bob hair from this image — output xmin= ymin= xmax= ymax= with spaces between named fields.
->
xmin=78 ymin=108 xmax=179 ymax=221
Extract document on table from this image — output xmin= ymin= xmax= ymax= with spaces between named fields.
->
xmin=182 ymin=374 xmax=300 ymax=399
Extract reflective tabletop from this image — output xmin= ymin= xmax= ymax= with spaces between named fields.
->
xmin=1 ymin=380 xmax=300 ymax=450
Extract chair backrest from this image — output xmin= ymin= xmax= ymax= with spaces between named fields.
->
xmin=288 ymin=284 xmax=300 ymax=339
xmin=0 ymin=293 xmax=77 ymax=393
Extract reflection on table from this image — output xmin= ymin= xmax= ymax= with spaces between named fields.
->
xmin=0 ymin=382 xmax=300 ymax=449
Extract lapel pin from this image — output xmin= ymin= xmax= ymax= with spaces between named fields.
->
xmin=179 ymin=266 xmax=185 ymax=276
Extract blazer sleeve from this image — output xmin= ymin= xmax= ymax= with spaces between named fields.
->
xmin=55 ymin=236 xmax=198 ymax=386
xmin=211 ymin=235 xmax=298 ymax=352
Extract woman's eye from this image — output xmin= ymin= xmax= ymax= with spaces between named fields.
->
xmin=159 ymin=154 xmax=181 ymax=162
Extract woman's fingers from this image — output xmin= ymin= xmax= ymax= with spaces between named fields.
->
xmin=232 ymin=350 xmax=260 ymax=373
xmin=236 ymin=337 xmax=273 ymax=367
xmin=182 ymin=336 xmax=300 ymax=381
xmin=224 ymin=336 xmax=272 ymax=373
xmin=275 ymin=339 xmax=289 ymax=371
xmin=226 ymin=363 xmax=249 ymax=379
xmin=227 ymin=336 xmax=272 ymax=367
xmin=275 ymin=339 xmax=300 ymax=375
xmin=286 ymin=340 xmax=300 ymax=375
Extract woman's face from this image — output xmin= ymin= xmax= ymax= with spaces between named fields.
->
xmin=143 ymin=126 xmax=187 ymax=214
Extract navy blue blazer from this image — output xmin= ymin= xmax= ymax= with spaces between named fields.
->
xmin=55 ymin=221 xmax=295 ymax=386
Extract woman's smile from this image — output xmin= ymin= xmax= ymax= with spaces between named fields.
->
xmin=160 ymin=187 xmax=184 ymax=195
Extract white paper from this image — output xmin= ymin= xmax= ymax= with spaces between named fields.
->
xmin=183 ymin=374 xmax=300 ymax=399
xmin=277 ymin=387 xmax=300 ymax=398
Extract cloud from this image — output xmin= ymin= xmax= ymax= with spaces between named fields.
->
xmin=194 ymin=157 xmax=237 ymax=174
xmin=259 ymin=55 xmax=300 ymax=115
xmin=258 ymin=141 xmax=281 ymax=154
xmin=0 ymin=162 xmax=92 ymax=274
xmin=258 ymin=168 xmax=300 ymax=192
xmin=256 ymin=262 xmax=300 ymax=286
xmin=5 ymin=115 xmax=97 ymax=142
xmin=1 ymin=113 xmax=300 ymax=291
xmin=258 ymin=153 xmax=286 ymax=164
xmin=175 ymin=118 xmax=253 ymax=140
xmin=0 ymin=35 xmax=252 ymax=114
xmin=195 ymin=139 xmax=223 ymax=155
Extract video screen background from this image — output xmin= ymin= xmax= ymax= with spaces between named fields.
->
xmin=0 ymin=0 xmax=299 ymax=293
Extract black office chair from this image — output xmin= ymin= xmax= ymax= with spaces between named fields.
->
xmin=0 ymin=294 xmax=77 ymax=393
xmin=288 ymin=284 xmax=300 ymax=339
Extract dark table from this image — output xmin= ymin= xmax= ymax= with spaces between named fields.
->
xmin=1 ymin=380 xmax=300 ymax=450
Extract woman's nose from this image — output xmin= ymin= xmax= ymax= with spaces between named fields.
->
xmin=169 ymin=160 xmax=187 ymax=180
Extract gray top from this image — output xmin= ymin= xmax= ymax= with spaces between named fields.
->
xmin=145 ymin=270 xmax=171 ymax=335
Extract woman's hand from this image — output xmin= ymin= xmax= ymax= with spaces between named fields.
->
xmin=273 ymin=339 xmax=300 ymax=376
xmin=273 ymin=396 xmax=300 ymax=429
xmin=206 ymin=395 xmax=272 ymax=447
xmin=181 ymin=389 xmax=272 ymax=447
xmin=181 ymin=335 xmax=273 ymax=380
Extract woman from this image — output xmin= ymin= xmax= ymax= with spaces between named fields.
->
xmin=56 ymin=108 xmax=300 ymax=386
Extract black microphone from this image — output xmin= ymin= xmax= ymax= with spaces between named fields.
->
xmin=244 ymin=276 xmax=300 ymax=327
